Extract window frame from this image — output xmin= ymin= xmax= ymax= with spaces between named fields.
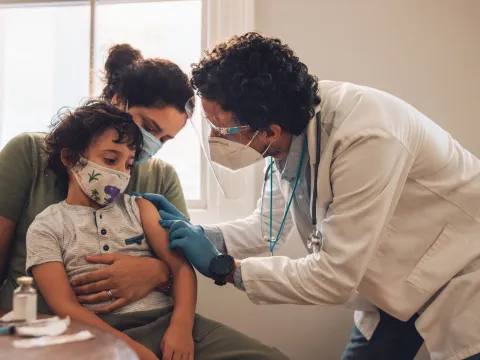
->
xmin=0 ymin=0 xmax=258 ymax=218
xmin=0 ymin=0 xmax=209 ymax=209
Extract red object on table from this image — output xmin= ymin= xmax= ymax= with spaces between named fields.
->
xmin=0 ymin=310 xmax=138 ymax=360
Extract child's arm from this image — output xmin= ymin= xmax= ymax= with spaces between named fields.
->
xmin=32 ymin=262 xmax=157 ymax=360
xmin=136 ymin=198 xmax=197 ymax=359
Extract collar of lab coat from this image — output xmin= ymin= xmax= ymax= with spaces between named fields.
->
xmin=277 ymin=133 xmax=307 ymax=182
xmin=306 ymin=107 xmax=331 ymax=167
xmin=278 ymin=103 xmax=332 ymax=182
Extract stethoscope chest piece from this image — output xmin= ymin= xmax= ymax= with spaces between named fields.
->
xmin=308 ymin=230 xmax=322 ymax=260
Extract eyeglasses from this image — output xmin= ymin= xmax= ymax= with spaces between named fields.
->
xmin=207 ymin=121 xmax=250 ymax=135
xmin=185 ymin=96 xmax=250 ymax=135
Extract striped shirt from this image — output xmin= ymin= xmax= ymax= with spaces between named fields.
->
xmin=26 ymin=194 xmax=172 ymax=314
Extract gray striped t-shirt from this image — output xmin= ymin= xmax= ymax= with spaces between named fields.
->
xmin=26 ymin=194 xmax=172 ymax=314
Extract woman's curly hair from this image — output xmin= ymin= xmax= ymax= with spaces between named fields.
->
xmin=44 ymin=100 xmax=143 ymax=189
xmin=191 ymin=32 xmax=320 ymax=135
xmin=101 ymin=44 xmax=193 ymax=112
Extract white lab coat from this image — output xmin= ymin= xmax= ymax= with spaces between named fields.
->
xmin=216 ymin=81 xmax=480 ymax=360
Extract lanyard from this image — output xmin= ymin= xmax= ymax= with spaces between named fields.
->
xmin=263 ymin=139 xmax=308 ymax=255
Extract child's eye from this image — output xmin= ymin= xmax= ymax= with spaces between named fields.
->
xmin=104 ymin=158 xmax=116 ymax=165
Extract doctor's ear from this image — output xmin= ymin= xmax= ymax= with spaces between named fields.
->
xmin=259 ymin=125 xmax=282 ymax=142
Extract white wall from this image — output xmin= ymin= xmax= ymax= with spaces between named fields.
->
xmin=193 ymin=1 xmax=480 ymax=359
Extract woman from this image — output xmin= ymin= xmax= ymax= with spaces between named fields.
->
xmin=0 ymin=43 xmax=288 ymax=360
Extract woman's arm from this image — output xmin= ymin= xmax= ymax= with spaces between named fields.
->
xmin=32 ymin=262 xmax=157 ymax=360
xmin=136 ymin=198 xmax=196 ymax=358
xmin=0 ymin=134 xmax=36 ymax=283
xmin=0 ymin=217 xmax=15 ymax=284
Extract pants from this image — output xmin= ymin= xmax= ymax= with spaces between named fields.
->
xmin=100 ymin=307 xmax=289 ymax=360
xmin=341 ymin=309 xmax=480 ymax=360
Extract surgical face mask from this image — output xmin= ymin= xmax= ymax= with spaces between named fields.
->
xmin=71 ymin=157 xmax=130 ymax=206
xmin=123 ymin=99 xmax=163 ymax=164
xmin=208 ymin=133 xmax=271 ymax=171
xmin=136 ymin=127 xmax=163 ymax=164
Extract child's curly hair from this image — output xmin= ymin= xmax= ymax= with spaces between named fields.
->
xmin=44 ymin=100 xmax=143 ymax=188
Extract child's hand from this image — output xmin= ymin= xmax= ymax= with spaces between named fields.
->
xmin=161 ymin=323 xmax=194 ymax=360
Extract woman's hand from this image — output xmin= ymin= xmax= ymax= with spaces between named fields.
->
xmin=161 ymin=323 xmax=194 ymax=360
xmin=71 ymin=254 xmax=171 ymax=314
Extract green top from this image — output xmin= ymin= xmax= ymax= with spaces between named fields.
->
xmin=0 ymin=132 xmax=189 ymax=312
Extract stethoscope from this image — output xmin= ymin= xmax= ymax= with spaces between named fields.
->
xmin=260 ymin=114 xmax=323 ymax=260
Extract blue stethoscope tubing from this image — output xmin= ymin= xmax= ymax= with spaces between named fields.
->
xmin=260 ymin=114 xmax=321 ymax=254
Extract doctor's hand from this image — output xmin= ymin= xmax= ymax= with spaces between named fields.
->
xmin=160 ymin=219 xmax=220 ymax=278
xmin=132 ymin=192 xmax=187 ymax=222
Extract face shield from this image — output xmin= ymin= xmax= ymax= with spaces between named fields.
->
xmin=186 ymin=96 xmax=268 ymax=200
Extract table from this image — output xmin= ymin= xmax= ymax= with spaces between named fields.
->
xmin=0 ymin=311 xmax=138 ymax=360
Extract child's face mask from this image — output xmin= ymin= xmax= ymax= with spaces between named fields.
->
xmin=71 ymin=157 xmax=130 ymax=206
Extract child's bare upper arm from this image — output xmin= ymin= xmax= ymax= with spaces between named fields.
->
xmin=135 ymin=197 xmax=188 ymax=271
xmin=32 ymin=262 xmax=79 ymax=310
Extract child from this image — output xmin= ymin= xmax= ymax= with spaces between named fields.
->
xmin=26 ymin=101 xmax=197 ymax=360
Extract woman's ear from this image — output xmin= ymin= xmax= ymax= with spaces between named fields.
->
xmin=111 ymin=94 xmax=120 ymax=105
xmin=111 ymin=94 xmax=127 ymax=110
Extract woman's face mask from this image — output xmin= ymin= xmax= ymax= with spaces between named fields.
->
xmin=136 ymin=127 xmax=163 ymax=164
xmin=121 ymin=100 xmax=162 ymax=164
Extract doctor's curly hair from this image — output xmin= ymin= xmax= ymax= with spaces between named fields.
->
xmin=191 ymin=32 xmax=320 ymax=135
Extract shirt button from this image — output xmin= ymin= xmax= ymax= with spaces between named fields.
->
xmin=99 ymin=215 xmax=102 ymax=219
xmin=101 ymin=229 xmax=107 ymax=235
xmin=103 ymin=244 xmax=109 ymax=251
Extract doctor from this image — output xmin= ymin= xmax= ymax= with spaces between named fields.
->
xmin=143 ymin=33 xmax=480 ymax=360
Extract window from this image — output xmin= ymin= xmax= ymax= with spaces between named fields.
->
xmin=0 ymin=0 xmax=203 ymax=205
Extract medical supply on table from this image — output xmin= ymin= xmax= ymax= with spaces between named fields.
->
xmin=0 ymin=316 xmax=70 ymax=337
xmin=12 ymin=330 xmax=95 ymax=349
xmin=0 ymin=312 xmax=54 ymax=324
xmin=0 ymin=325 xmax=15 ymax=335
xmin=1 ymin=313 xmax=92 ymax=349
xmin=13 ymin=276 xmax=37 ymax=323
xmin=16 ymin=316 xmax=70 ymax=337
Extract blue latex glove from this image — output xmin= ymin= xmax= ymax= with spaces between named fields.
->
xmin=132 ymin=192 xmax=187 ymax=222
xmin=161 ymin=219 xmax=220 ymax=278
